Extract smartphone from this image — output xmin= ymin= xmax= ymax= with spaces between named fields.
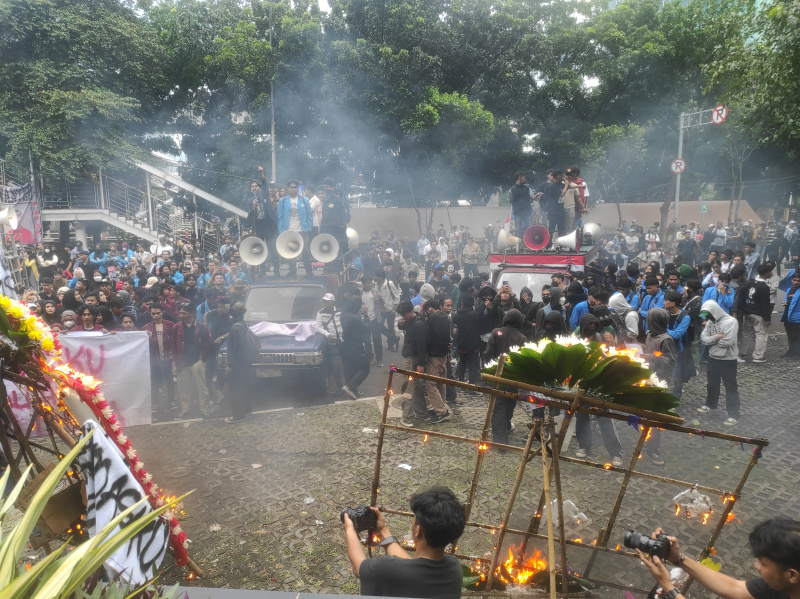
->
xmin=502 ymin=280 xmax=509 ymax=287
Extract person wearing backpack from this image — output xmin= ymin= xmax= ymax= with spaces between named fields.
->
xmin=641 ymin=307 xmax=677 ymax=465
xmin=224 ymin=302 xmax=259 ymax=422
xmin=663 ymin=291 xmax=693 ymax=398
xmin=609 ymin=290 xmax=640 ymax=344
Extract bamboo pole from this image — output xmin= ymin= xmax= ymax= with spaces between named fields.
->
xmin=0 ymin=410 xmax=22 ymax=481
xmin=583 ymin=426 xmax=650 ymax=578
xmin=485 ymin=417 xmax=539 ymax=592
xmin=481 ymin=374 xmax=684 ymax=425
xmin=548 ymin=417 xmax=569 ymax=596
xmin=680 ymin=446 xmax=763 ymax=595
xmin=540 ymin=424 xmax=557 ymax=599
xmin=371 ymin=368 xmax=395 ymax=506
xmin=463 ymin=355 xmax=506 ymax=523
xmin=1 ymin=389 xmax=44 ymax=472
xmin=381 ymin=423 xmax=527 ymax=453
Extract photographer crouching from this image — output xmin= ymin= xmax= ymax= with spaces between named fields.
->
xmin=632 ymin=519 xmax=800 ymax=599
xmin=342 ymin=486 xmax=465 ymax=598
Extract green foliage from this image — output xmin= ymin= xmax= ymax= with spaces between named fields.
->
xmin=0 ymin=431 xmax=187 ymax=599
xmin=481 ymin=341 xmax=680 ymax=415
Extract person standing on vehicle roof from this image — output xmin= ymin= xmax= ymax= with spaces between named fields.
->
xmin=509 ymin=171 xmax=534 ymax=236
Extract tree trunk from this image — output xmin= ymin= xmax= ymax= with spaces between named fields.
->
xmin=659 ymin=177 xmax=675 ymax=241
xmin=404 ymin=169 xmax=423 ymax=237
xmin=734 ymin=183 xmax=745 ymax=222
xmin=615 ymin=197 xmax=623 ymax=228
xmin=728 ymin=178 xmax=736 ymax=224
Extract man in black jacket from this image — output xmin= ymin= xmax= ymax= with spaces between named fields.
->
xmin=423 ymin=299 xmax=452 ymax=424
xmin=453 ymin=295 xmax=482 ymax=394
xmin=319 ymin=178 xmax=351 ymax=270
xmin=397 ymin=300 xmax=428 ymax=427
xmin=484 ymin=309 xmax=527 ymax=445
xmin=509 ymin=171 xmax=533 ymax=235
xmin=739 ymin=263 xmax=773 ymax=363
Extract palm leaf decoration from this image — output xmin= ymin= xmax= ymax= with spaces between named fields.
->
xmin=483 ymin=339 xmax=681 ymax=415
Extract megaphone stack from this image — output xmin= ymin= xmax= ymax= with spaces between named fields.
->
xmin=497 ymin=229 xmax=520 ymax=252
xmin=239 ymin=236 xmax=269 ymax=265
xmin=556 ymin=230 xmax=578 ymax=251
xmin=346 ymin=228 xmax=359 ymax=249
xmin=522 ymin=225 xmax=550 ymax=251
xmin=310 ymin=234 xmax=340 ymax=263
xmin=0 ymin=207 xmax=18 ymax=230
xmin=276 ymin=230 xmax=304 ymax=259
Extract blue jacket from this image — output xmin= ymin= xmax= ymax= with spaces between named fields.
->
xmin=569 ymin=300 xmax=590 ymax=330
xmin=702 ymin=286 xmax=734 ymax=314
xmin=90 ymin=251 xmax=108 ymax=275
xmin=277 ymin=195 xmax=314 ymax=233
xmin=625 ymin=290 xmax=640 ymax=311
xmin=779 ymin=270 xmax=800 ymax=323
xmin=639 ymin=289 xmax=665 ymax=328
xmin=667 ymin=309 xmax=691 ymax=351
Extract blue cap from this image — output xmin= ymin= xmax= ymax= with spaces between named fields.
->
xmin=434 ymin=262 xmax=444 ymax=269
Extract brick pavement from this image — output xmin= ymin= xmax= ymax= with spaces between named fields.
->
xmin=129 ymin=331 xmax=799 ymax=597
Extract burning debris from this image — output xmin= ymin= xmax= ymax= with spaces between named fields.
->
xmin=673 ymin=487 xmax=713 ymax=522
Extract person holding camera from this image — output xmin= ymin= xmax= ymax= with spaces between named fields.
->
xmin=636 ymin=520 xmax=800 ymax=599
xmin=342 ymin=487 xmax=466 ymax=599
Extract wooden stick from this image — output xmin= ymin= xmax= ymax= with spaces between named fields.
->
xmin=371 ymin=368 xmax=395 ymax=506
xmin=1 ymin=389 xmax=44 ymax=473
xmin=584 ymin=426 xmax=650 ymax=578
xmin=34 ymin=406 xmax=77 ymax=449
xmin=0 ymin=410 xmax=22 ymax=481
xmin=485 ymin=415 xmax=539 ymax=592
xmin=680 ymin=446 xmax=762 ymax=596
xmin=481 ymin=373 xmax=684 ymax=425
xmin=548 ymin=417 xmax=569 ymax=596
xmin=381 ymin=423 xmax=526 ymax=453
xmin=463 ymin=355 xmax=506 ymax=523
xmin=540 ymin=423 xmax=557 ymax=599
xmin=186 ymin=557 xmax=203 ymax=577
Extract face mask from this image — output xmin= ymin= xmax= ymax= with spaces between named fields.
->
xmin=64 ymin=320 xmax=76 ymax=329
xmin=94 ymin=276 xmax=102 ymax=282
xmin=559 ymin=296 xmax=566 ymax=306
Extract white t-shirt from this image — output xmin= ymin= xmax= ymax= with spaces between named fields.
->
xmin=288 ymin=197 xmax=302 ymax=232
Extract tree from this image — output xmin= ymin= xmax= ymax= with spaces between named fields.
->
xmin=0 ymin=0 xmax=170 ymax=181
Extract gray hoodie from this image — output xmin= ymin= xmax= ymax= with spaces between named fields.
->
xmin=700 ymin=299 xmax=739 ymax=360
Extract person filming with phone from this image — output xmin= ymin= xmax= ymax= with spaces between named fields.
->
xmin=634 ymin=519 xmax=800 ymax=599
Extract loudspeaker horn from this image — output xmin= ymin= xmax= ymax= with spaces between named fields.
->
xmin=555 ymin=230 xmax=578 ymax=251
xmin=522 ymin=225 xmax=550 ymax=251
xmin=0 ymin=207 xmax=18 ymax=230
xmin=497 ymin=229 xmax=520 ymax=252
xmin=239 ymin=236 xmax=269 ymax=265
xmin=276 ymin=230 xmax=304 ymax=259
xmin=346 ymin=228 xmax=359 ymax=249
xmin=582 ymin=222 xmax=602 ymax=244
xmin=310 ymin=234 xmax=340 ymax=263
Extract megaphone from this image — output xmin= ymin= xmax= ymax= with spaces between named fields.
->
xmin=276 ymin=230 xmax=304 ymax=259
xmin=310 ymin=234 xmax=340 ymax=263
xmin=497 ymin=229 xmax=520 ymax=252
xmin=582 ymin=222 xmax=602 ymax=245
xmin=346 ymin=228 xmax=359 ymax=249
xmin=239 ymin=236 xmax=269 ymax=265
xmin=522 ymin=225 xmax=550 ymax=251
xmin=0 ymin=207 xmax=18 ymax=230
xmin=555 ymin=230 xmax=579 ymax=251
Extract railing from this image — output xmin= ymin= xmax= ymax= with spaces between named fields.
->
xmin=0 ymin=159 xmax=30 ymax=187
xmin=41 ymin=177 xmax=100 ymax=210
xmin=104 ymin=176 xmax=149 ymax=227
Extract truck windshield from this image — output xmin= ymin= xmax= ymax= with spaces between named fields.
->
xmin=244 ymin=286 xmax=323 ymax=323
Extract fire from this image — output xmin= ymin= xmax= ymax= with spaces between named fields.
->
xmin=637 ymin=380 xmax=648 ymax=387
xmin=478 ymin=443 xmax=488 ymax=451
xmin=423 ymin=435 xmax=428 ymax=442
xmin=187 ymin=572 xmax=195 ymax=580
xmin=675 ymin=505 xmax=681 ymax=516
xmin=654 ymin=351 xmax=663 ymax=357
xmin=614 ymin=347 xmax=640 ymax=360
xmin=497 ymin=544 xmax=548 ymax=584
xmin=702 ymin=512 xmax=712 ymax=525
xmin=574 ymin=538 xmax=582 ymax=543
xmin=645 ymin=428 xmax=653 ymax=442
xmin=616 ymin=544 xmax=621 ymax=550
xmin=725 ymin=512 xmax=735 ymax=524
xmin=604 ymin=463 xmax=612 ymax=469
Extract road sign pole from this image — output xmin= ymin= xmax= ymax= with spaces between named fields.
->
xmin=674 ymin=112 xmax=684 ymax=222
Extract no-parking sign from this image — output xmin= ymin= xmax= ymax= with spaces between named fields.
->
xmin=671 ymin=158 xmax=687 ymax=174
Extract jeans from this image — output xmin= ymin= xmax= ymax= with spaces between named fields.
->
xmin=378 ymin=311 xmax=399 ymax=350
xmin=287 ymin=232 xmax=314 ymax=277
xmin=576 ymin=413 xmax=622 ymax=458
xmin=365 ymin=318 xmax=383 ymax=362
xmin=705 ymin=357 xmax=740 ymax=419
xmin=176 ymin=360 xmax=211 ymax=414
xmin=785 ymin=322 xmax=800 ymax=356
xmin=741 ymin=314 xmax=768 ymax=360
xmin=342 ymin=343 xmax=370 ymax=391
xmin=401 ymin=356 xmax=428 ymax=421
xmin=323 ymin=343 xmax=344 ymax=392
xmin=150 ymin=357 xmax=174 ymax=413
xmin=425 ymin=356 xmax=449 ymax=416
xmin=515 ymin=212 xmax=532 ymax=236
xmin=456 ymin=350 xmax=480 ymax=384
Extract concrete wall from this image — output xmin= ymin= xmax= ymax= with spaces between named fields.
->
xmin=346 ymin=200 xmax=759 ymax=240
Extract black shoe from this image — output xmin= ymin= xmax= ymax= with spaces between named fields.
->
xmin=414 ymin=411 xmax=431 ymax=421
xmin=430 ymin=410 xmax=452 ymax=424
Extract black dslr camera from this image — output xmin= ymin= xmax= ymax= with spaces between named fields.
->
xmin=340 ymin=505 xmax=378 ymax=533
xmin=623 ymin=530 xmax=671 ymax=559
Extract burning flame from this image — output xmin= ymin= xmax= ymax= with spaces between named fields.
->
xmin=675 ymin=505 xmax=681 ymax=516
xmin=497 ymin=544 xmax=548 ymax=584
xmin=423 ymin=434 xmax=428 ymax=442
xmin=725 ymin=512 xmax=735 ymax=524
xmin=187 ymin=572 xmax=195 ymax=580
xmin=574 ymin=538 xmax=582 ymax=543
xmin=614 ymin=347 xmax=640 ymax=360
xmin=645 ymin=428 xmax=653 ymax=442
xmin=616 ymin=544 xmax=621 ymax=550
xmin=702 ymin=512 xmax=712 ymax=525
xmin=604 ymin=463 xmax=612 ymax=469
xmin=654 ymin=351 xmax=663 ymax=357
xmin=478 ymin=443 xmax=488 ymax=451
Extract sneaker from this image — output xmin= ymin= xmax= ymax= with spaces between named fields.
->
xmin=737 ymin=357 xmax=747 ymax=363
xmin=575 ymin=447 xmax=588 ymax=458
xmin=696 ymin=405 xmax=712 ymax=413
xmin=430 ymin=411 xmax=452 ymax=424
xmin=414 ymin=411 xmax=431 ymax=421
xmin=611 ymin=456 xmax=624 ymax=468
xmin=648 ymin=453 xmax=665 ymax=466
xmin=724 ymin=417 xmax=739 ymax=426
xmin=342 ymin=385 xmax=358 ymax=400
xmin=508 ymin=422 xmax=516 ymax=432
xmin=355 ymin=389 xmax=364 ymax=398
xmin=399 ymin=420 xmax=416 ymax=428
xmin=752 ymin=359 xmax=766 ymax=363
xmin=376 ymin=362 xmax=384 ymax=368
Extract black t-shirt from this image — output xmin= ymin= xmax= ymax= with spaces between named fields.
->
xmin=359 ymin=554 xmax=463 ymax=599
xmin=509 ymin=183 xmax=532 ymax=215
xmin=444 ymin=259 xmax=460 ymax=276
xmin=746 ymin=578 xmax=790 ymax=599
xmin=182 ymin=322 xmax=200 ymax=366
xmin=537 ymin=181 xmax=563 ymax=209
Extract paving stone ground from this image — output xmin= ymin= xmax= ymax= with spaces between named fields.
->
xmin=119 ymin=328 xmax=800 ymax=598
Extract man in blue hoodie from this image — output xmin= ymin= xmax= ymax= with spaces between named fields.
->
xmin=779 ymin=269 xmax=800 ymax=358
xmin=277 ymin=179 xmax=314 ymax=278
xmin=638 ymin=277 xmax=664 ymax=331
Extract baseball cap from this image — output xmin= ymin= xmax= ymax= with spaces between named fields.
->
xmin=699 ymin=310 xmax=710 ymax=319
xmin=322 ymin=293 xmax=335 ymax=301
xmin=144 ymin=276 xmax=159 ymax=289
xmin=434 ymin=262 xmax=444 ymax=270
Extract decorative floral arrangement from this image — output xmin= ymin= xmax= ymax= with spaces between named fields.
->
xmin=0 ymin=294 xmax=60 ymax=365
xmin=482 ymin=337 xmax=680 ymax=415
